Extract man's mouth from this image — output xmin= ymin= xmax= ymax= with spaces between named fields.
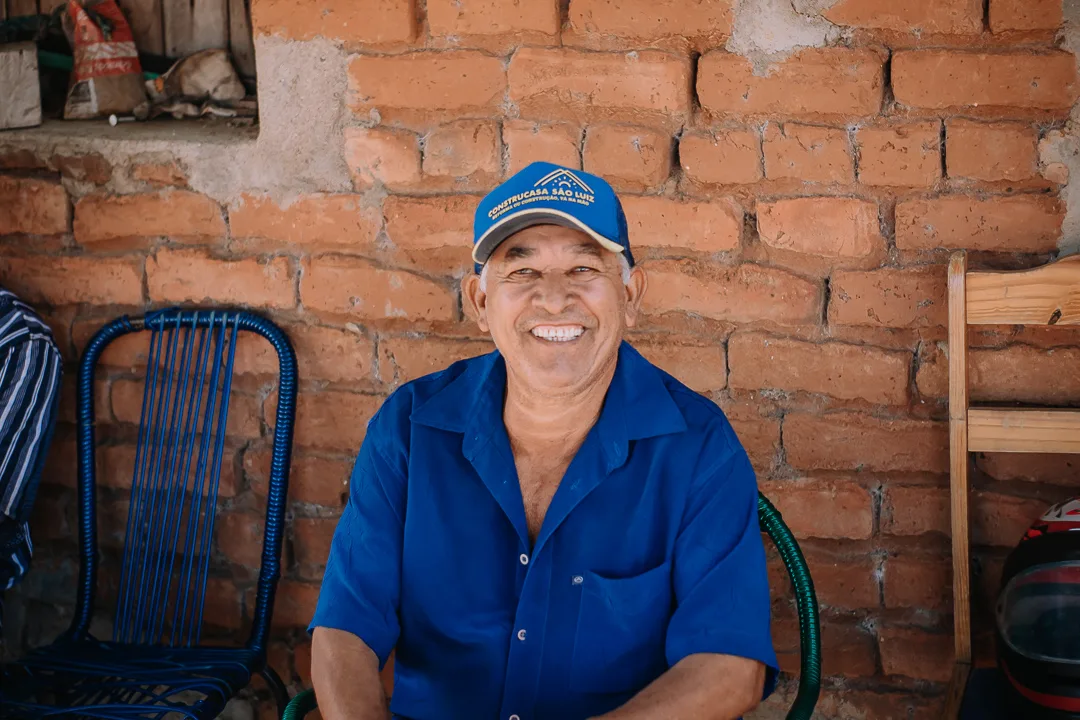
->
xmin=530 ymin=325 xmax=585 ymax=342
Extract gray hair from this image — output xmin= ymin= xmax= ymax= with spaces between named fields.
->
xmin=479 ymin=253 xmax=632 ymax=293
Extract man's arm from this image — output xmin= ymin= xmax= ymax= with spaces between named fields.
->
xmin=311 ymin=627 xmax=389 ymax=720
xmin=592 ymin=653 xmax=765 ymax=720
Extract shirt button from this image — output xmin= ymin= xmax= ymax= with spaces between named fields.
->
xmin=517 ymin=629 xmax=527 ymax=641
xmin=572 ymin=575 xmax=583 ymax=585
xmin=519 ymin=553 xmax=529 ymax=566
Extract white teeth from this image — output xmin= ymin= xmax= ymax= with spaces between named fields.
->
xmin=531 ymin=325 xmax=585 ymax=342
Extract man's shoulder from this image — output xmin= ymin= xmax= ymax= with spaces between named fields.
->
xmin=0 ymin=288 xmax=56 ymax=347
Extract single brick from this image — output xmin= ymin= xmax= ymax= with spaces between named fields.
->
xmin=300 ymin=256 xmax=455 ymax=321
xmin=989 ymin=0 xmax=1063 ymax=32
xmin=378 ymin=336 xmax=494 ymax=385
xmin=422 ymin=120 xmax=501 ymax=190
xmin=253 ymin=0 xmax=415 ymax=44
xmin=680 ymin=130 xmax=763 ymax=185
xmin=273 ymin=389 xmax=384 ymax=451
xmin=823 ymin=0 xmax=983 ymax=34
xmin=892 ymin=50 xmax=1078 ymax=110
xmin=75 ymin=191 xmax=225 ymax=245
xmin=884 ymin=556 xmax=952 ymax=611
xmin=857 ymin=122 xmax=942 ymax=187
xmin=229 ymin=193 xmax=381 ymax=252
xmin=621 ymin=196 xmax=742 ymax=254
xmin=146 ymin=249 xmax=295 ymax=309
xmin=945 ymin=119 xmax=1038 ymax=181
xmin=0 ymin=176 xmax=70 ymax=235
xmin=343 ymin=126 xmax=422 ymax=190
xmin=349 ymin=51 xmax=507 ymax=125
xmin=567 ymin=0 xmax=733 ymax=50
xmin=878 ymin=627 xmax=953 ymax=682
xmin=763 ymin=123 xmax=853 ymax=183
xmin=764 ymin=478 xmax=874 ymax=540
xmin=829 ymin=266 xmax=947 ymax=328
xmin=0 ymin=255 xmax=142 ymax=306
xmin=784 ymin=412 xmax=949 ymax=473
xmin=382 ymin=195 xmax=479 ymax=275
xmin=882 ymin=485 xmax=951 ymax=537
xmin=503 ymin=121 xmax=582 ymax=174
xmin=729 ymin=333 xmax=909 ymax=405
xmin=633 ymin=341 xmax=728 ymax=393
xmin=917 ymin=345 xmax=1080 ymax=405
xmin=583 ymin=125 xmax=672 ymax=191
xmin=508 ymin=47 xmax=692 ymax=130
xmin=895 ymin=195 xmax=1063 ymax=253
xmin=245 ymin=448 xmax=352 ymax=507
xmin=131 ymin=160 xmax=188 ymax=188
xmin=698 ymin=48 xmax=885 ymax=118
xmin=643 ymin=260 xmax=822 ymax=325
xmin=428 ymin=0 xmax=559 ymax=51
xmin=756 ymin=197 xmax=884 ymax=275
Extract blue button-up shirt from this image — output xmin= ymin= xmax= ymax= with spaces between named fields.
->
xmin=310 ymin=341 xmax=778 ymax=720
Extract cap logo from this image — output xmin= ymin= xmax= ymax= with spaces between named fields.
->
xmin=487 ymin=168 xmax=597 ymax=221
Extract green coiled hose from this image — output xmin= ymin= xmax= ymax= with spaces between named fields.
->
xmin=280 ymin=493 xmax=822 ymax=720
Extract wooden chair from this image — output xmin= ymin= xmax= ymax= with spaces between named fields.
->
xmin=944 ymin=250 xmax=1080 ymax=718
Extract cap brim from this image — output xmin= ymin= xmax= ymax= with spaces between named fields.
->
xmin=472 ymin=208 xmax=625 ymax=264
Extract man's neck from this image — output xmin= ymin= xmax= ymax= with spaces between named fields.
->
xmin=502 ymin=359 xmax=617 ymax=456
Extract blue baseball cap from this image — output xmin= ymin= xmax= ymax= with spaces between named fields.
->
xmin=472 ymin=161 xmax=634 ymax=268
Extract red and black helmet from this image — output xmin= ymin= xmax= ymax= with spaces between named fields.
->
xmin=997 ymin=497 xmax=1080 ymax=719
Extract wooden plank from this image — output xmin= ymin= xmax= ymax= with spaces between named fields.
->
xmin=968 ymin=408 xmax=1080 ymax=453
xmin=947 ymin=251 xmax=973 ymax=666
xmin=967 ymin=253 xmax=1080 ymax=326
xmin=228 ymin=0 xmax=255 ymax=78
xmin=943 ymin=662 xmax=971 ymax=720
xmin=7 ymin=0 xmax=39 ymax=17
xmin=118 ymin=0 xmax=165 ymax=56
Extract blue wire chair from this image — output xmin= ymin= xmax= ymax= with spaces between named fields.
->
xmin=0 ymin=308 xmax=298 ymax=719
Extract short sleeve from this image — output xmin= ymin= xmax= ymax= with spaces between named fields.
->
xmin=308 ymin=411 xmax=406 ymax=669
xmin=665 ymin=431 xmax=779 ymax=698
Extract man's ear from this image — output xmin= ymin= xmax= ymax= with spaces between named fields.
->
xmin=461 ymin=273 xmax=489 ymax=333
xmin=623 ymin=264 xmax=648 ymax=329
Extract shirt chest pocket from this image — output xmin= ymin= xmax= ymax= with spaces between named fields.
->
xmin=571 ymin=560 xmax=673 ymax=694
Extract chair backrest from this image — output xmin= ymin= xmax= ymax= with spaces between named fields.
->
xmin=946 ymin=251 xmax=1080 ymax=705
xmin=69 ymin=309 xmax=297 ymax=652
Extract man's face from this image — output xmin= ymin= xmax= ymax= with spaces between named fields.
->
xmin=463 ymin=224 xmax=647 ymax=393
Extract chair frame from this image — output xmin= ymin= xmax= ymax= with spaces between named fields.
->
xmin=944 ymin=251 xmax=1080 ymax=718
xmin=1 ymin=308 xmax=298 ymax=718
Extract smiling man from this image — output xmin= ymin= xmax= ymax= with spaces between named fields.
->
xmin=309 ymin=162 xmax=778 ymax=720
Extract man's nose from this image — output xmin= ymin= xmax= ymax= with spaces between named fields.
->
xmin=532 ymin=273 xmax=575 ymax=314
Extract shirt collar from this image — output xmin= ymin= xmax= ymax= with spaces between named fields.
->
xmin=411 ymin=341 xmax=687 ymax=471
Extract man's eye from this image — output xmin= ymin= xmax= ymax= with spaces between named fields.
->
xmin=510 ymin=268 xmax=536 ymax=277
xmin=572 ymin=266 xmax=598 ymax=274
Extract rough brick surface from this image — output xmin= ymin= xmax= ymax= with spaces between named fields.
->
xmin=634 ymin=341 xmax=728 ymax=393
xmin=829 ymin=267 xmax=947 ymax=328
xmin=762 ymin=124 xmax=853 ymax=183
xmin=382 ymin=195 xmax=479 ymax=274
xmin=349 ymin=52 xmax=507 ymax=125
xmin=882 ymin=485 xmax=951 ymax=537
xmin=945 ymin=119 xmax=1038 ymax=181
xmin=884 ymin=556 xmax=951 ymax=610
xmin=428 ymin=0 xmax=559 ymax=50
xmin=254 ymin=0 xmax=415 ymax=44
xmin=282 ymin=390 xmax=383 ymax=451
xmin=722 ymin=402 xmax=781 ymax=471
xmin=643 ymin=261 xmax=823 ymax=325
xmin=0 ymin=177 xmax=70 ymax=235
xmin=823 ymin=0 xmax=983 ymax=33
xmin=422 ymin=120 xmax=501 ymax=190
xmin=292 ymin=517 xmax=336 ymax=571
xmin=147 ymin=249 xmax=295 ymax=309
xmin=977 ymin=452 xmax=1080 ymax=487
xmin=131 ymin=161 xmax=188 ymax=188
xmin=52 ymin=154 xmax=112 ymax=185
xmin=343 ymin=127 xmax=422 ymax=190
xmin=379 ymin=336 xmax=493 ymax=385
xmin=0 ymin=255 xmax=142 ymax=306
xmin=566 ymin=0 xmax=733 ymax=50
xmin=74 ymin=191 xmax=225 ymax=245
xmin=805 ymin=553 xmax=880 ymax=610
xmin=112 ymin=378 xmax=261 ymax=439
xmin=917 ymin=345 xmax=1080 ymax=405
xmin=270 ymin=581 xmax=321 ymax=628
xmin=583 ymin=125 xmax=672 ymax=191
xmin=878 ymin=627 xmax=953 ymax=682
xmin=287 ymin=324 xmax=376 ymax=385
xmin=245 ymin=449 xmax=352 ymax=507
xmin=763 ymin=479 xmax=874 ymax=540
xmin=892 ymin=50 xmax=1078 ymax=111
xmin=622 ymin=196 xmax=742 ymax=254
xmin=230 ymin=194 xmax=381 ymax=252
xmin=729 ymin=333 xmax=909 ymax=404
xmin=990 ymin=0 xmax=1064 ymax=32
xmin=300 ymin=257 xmax=456 ymax=321
xmin=508 ymin=48 xmax=692 ymax=130
xmin=785 ymin=413 xmax=949 ymax=473
xmin=679 ymin=130 xmax=763 ymax=185
xmin=895 ymin=195 xmax=1063 ymax=253
xmin=503 ymin=121 xmax=582 ymax=173
xmin=217 ymin=512 xmax=265 ymax=568
xmin=756 ymin=197 xmax=884 ymax=275
xmin=973 ymin=491 xmax=1048 ymax=547
xmin=698 ymin=48 xmax=885 ymax=118
xmin=856 ymin=122 xmax=942 ymax=187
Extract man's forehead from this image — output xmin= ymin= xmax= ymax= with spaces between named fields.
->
xmin=496 ymin=226 xmax=607 ymax=260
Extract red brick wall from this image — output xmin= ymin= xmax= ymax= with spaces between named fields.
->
xmin=2 ymin=0 xmax=1079 ymax=716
